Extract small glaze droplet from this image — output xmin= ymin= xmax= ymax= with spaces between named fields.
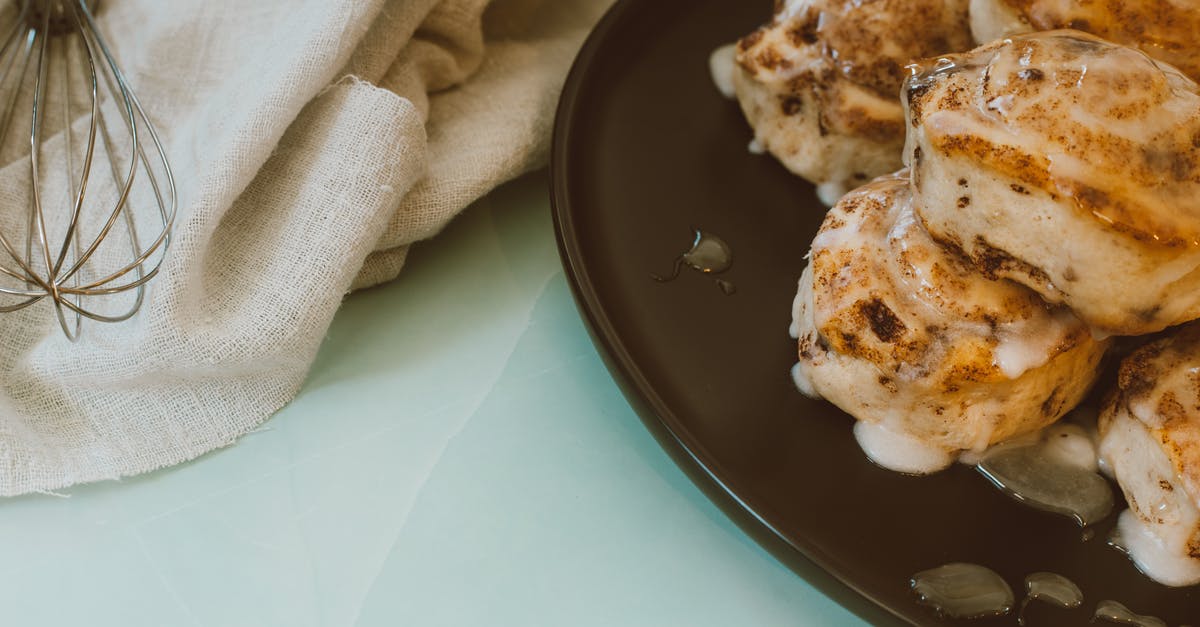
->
xmin=1093 ymin=600 xmax=1167 ymax=627
xmin=1018 ymin=572 xmax=1082 ymax=625
xmin=910 ymin=563 xmax=1014 ymax=619
xmin=976 ymin=439 xmax=1113 ymax=527
xmin=653 ymin=228 xmax=735 ymax=294
xmin=680 ymin=230 xmax=732 ymax=274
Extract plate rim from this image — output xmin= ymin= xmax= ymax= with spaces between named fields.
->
xmin=548 ymin=1 xmax=912 ymax=625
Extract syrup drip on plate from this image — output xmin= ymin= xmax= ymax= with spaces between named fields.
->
xmin=976 ymin=426 xmax=1114 ymax=527
xmin=1017 ymin=572 xmax=1082 ymax=625
xmin=653 ymin=228 xmax=736 ymax=294
xmin=910 ymin=563 xmax=1014 ymax=619
xmin=1092 ymin=600 xmax=1167 ymax=627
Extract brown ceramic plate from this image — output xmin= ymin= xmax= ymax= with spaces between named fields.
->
xmin=549 ymin=1 xmax=1199 ymax=625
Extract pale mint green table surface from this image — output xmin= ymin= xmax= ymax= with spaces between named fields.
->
xmin=0 ymin=172 xmax=878 ymax=627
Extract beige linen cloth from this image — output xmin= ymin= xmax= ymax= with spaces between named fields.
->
xmin=0 ymin=0 xmax=614 ymax=496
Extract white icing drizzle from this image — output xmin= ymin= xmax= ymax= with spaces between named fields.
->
xmin=1110 ymin=509 xmax=1200 ymax=587
xmin=1041 ymin=423 xmax=1099 ymax=472
xmin=815 ymin=181 xmax=848 ymax=207
xmin=773 ymin=0 xmax=807 ymax=24
xmin=791 ymin=361 xmax=819 ymax=399
xmin=789 ymin=276 xmax=804 ymax=340
xmin=853 ymin=420 xmax=954 ymax=475
xmin=709 ymin=44 xmax=738 ymax=99
xmin=992 ymin=334 xmax=1048 ymax=379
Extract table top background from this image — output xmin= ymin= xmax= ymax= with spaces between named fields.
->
xmin=0 ymin=172 xmax=874 ymax=627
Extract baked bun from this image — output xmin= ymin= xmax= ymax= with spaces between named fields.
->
xmin=732 ymin=0 xmax=972 ymax=204
xmin=969 ymin=0 xmax=1200 ymax=82
xmin=906 ymin=31 xmax=1200 ymax=335
xmin=1099 ymin=324 xmax=1200 ymax=586
xmin=793 ymin=172 xmax=1107 ymax=472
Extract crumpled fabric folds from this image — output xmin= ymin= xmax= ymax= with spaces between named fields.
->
xmin=0 ymin=0 xmax=613 ymax=495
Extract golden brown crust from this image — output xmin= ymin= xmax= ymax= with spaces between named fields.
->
xmin=906 ymin=31 xmax=1200 ymax=247
xmin=810 ymin=174 xmax=1087 ymax=392
xmin=815 ymin=0 xmax=970 ymax=97
xmin=737 ymin=0 xmax=972 ymax=136
xmin=1001 ymin=0 xmax=1200 ymax=81
xmin=1112 ymin=324 xmax=1200 ymax=506
xmin=797 ymin=172 xmax=1108 ymax=455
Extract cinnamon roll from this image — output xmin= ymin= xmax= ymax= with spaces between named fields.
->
xmin=905 ymin=30 xmax=1200 ymax=335
xmin=730 ymin=0 xmax=972 ymax=204
xmin=1099 ymin=324 xmax=1200 ymax=586
xmin=793 ymin=172 xmax=1107 ymax=473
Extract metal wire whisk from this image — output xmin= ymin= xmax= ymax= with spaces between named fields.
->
xmin=0 ymin=0 xmax=174 ymax=340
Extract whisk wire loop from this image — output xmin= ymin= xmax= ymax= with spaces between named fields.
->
xmin=0 ymin=0 xmax=175 ymax=338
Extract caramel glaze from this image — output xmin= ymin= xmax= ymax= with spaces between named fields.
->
xmin=907 ymin=31 xmax=1200 ymax=248
xmin=1002 ymin=0 xmax=1200 ymax=82
xmin=795 ymin=172 xmax=1107 ymax=459
xmin=732 ymin=1 xmax=975 ymax=198
xmin=738 ymin=0 xmax=973 ymax=139
xmin=904 ymin=31 xmax=1200 ymax=334
xmin=1103 ymin=324 xmax=1200 ymax=553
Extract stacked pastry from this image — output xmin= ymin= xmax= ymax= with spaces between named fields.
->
xmin=905 ymin=34 xmax=1200 ymax=585
xmin=725 ymin=0 xmax=1200 ymax=207
xmin=905 ymin=32 xmax=1200 ymax=336
xmin=790 ymin=171 xmax=1106 ymax=474
xmin=786 ymin=30 xmax=1200 ymax=586
xmin=724 ymin=0 xmax=974 ymax=205
xmin=1100 ymin=326 xmax=1200 ymax=587
xmin=968 ymin=0 xmax=1200 ymax=81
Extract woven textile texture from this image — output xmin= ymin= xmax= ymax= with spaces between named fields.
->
xmin=0 ymin=0 xmax=613 ymax=495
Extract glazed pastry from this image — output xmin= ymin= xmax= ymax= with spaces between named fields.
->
xmin=905 ymin=31 xmax=1200 ymax=336
xmin=730 ymin=0 xmax=972 ymax=205
xmin=969 ymin=0 xmax=1200 ymax=82
xmin=792 ymin=172 xmax=1107 ymax=473
xmin=1099 ymin=324 xmax=1200 ymax=587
